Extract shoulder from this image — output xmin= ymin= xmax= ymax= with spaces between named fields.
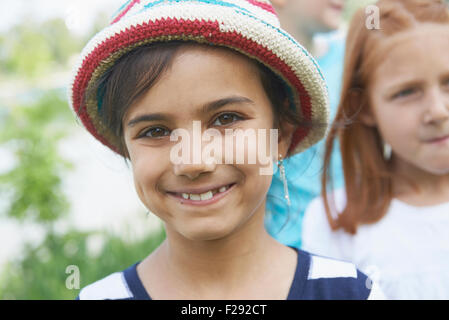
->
xmin=295 ymin=250 xmax=384 ymax=300
xmin=307 ymin=188 xmax=347 ymax=214
xmin=302 ymin=189 xmax=348 ymax=252
xmin=303 ymin=188 xmax=347 ymax=232
xmin=77 ymin=270 xmax=134 ymax=300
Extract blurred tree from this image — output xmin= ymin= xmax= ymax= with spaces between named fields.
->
xmin=0 ymin=90 xmax=73 ymax=226
xmin=40 ymin=19 xmax=83 ymax=67
xmin=0 ymin=228 xmax=165 ymax=300
xmin=0 ymin=13 xmax=166 ymax=299
xmin=2 ymin=23 xmax=54 ymax=78
xmin=0 ymin=18 xmax=82 ymax=79
xmin=0 ymin=89 xmax=165 ymax=299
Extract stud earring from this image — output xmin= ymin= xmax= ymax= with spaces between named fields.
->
xmin=278 ymin=154 xmax=291 ymax=207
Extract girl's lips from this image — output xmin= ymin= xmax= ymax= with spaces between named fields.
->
xmin=329 ymin=1 xmax=343 ymax=11
xmin=426 ymin=135 xmax=449 ymax=144
xmin=167 ymin=183 xmax=237 ymax=206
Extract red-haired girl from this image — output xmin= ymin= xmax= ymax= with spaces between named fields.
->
xmin=302 ymin=0 xmax=449 ymax=299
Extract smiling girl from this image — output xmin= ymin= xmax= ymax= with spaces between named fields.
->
xmin=70 ymin=0 xmax=383 ymax=300
xmin=302 ymin=0 xmax=449 ymax=299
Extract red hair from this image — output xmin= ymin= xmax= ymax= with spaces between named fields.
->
xmin=322 ymin=0 xmax=449 ymax=234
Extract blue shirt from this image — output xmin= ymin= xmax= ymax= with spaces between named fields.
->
xmin=76 ymin=248 xmax=383 ymax=300
xmin=265 ymin=31 xmax=346 ymax=249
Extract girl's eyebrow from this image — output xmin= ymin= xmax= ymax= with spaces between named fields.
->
xmin=384 ymin=79 xmax=421 ymax=93
xmin=440 ymin=71 xmax=449 ymax=82
xmin=126 ymin=96 xmax=255 ymax=128
xmin=385 ymin=70 xmax=449 ymax=94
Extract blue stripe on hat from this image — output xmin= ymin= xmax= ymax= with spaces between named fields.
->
xmin=111 ymin=0 xmax=132 ymax=21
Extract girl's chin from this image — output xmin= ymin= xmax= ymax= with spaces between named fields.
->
xmin=172 ymin=215 xmax=245 ymax=241
xmin=178 ymin=227 xmax=234 ymax=242
xmin=424 ymin=166 xmax=449 ymax=176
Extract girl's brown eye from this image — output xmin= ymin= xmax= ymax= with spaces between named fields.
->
xmin=443 ymin=78 xmax=449 ymax=88
xmin=139 ymin=127 xmax=170 ymax=139
xmin=213 ymin=113 xmax=243 ymax=126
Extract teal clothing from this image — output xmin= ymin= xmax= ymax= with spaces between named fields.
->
xmin=265 ymin=32 xmax=345 ymax=249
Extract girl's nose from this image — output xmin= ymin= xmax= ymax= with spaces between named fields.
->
xmin=423 ymin=88 xmax=449 ymax=124
xmin=173 ymin=161 xmax=217 ymax=180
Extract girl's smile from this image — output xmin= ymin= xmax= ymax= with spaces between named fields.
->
xmin=423 ymin=134 xmax=449 ymax=145
xmin=166 ymin=182 xmax=237 ymax=206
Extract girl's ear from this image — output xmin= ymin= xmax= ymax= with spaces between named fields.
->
xmin=278 ymin=121 xmax=296 ymax=157
xmin=358 ymin=98 xmax=377 ymax=127
xmin=359 ymin=109 xmax=377 ymax=127
xmin=348 ymin=89 xmax=377 ymax=127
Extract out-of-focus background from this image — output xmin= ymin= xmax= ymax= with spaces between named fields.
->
xmin=0 ymin=0 xmax=373 ymax=299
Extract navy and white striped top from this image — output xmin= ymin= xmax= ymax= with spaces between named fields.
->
xmin=76 ymin=249 xmax=385 ymax=300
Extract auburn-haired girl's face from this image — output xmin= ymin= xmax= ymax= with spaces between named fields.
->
xmin=367 ymin=24 xmax=449 ymax=175
xmin=121 ymin=46 xmax=291 ymax=242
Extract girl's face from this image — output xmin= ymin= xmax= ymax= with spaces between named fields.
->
xmin=281 ymin=0 xmax=345 ymax=33
xmin=367 ymin=24 xmax=449 ymax=175
xmin=122 ymin=46 xmax=291 ymax=241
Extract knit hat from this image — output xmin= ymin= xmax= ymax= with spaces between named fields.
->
xmin=68 ymin=0 xmax=330 ymax=156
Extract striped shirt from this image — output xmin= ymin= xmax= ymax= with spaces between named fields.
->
xmin=76 ymin=248 xmax=385 ymax=300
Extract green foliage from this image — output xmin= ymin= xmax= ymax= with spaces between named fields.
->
xmin=0 ymin=228 xmax=166 ymax=300
xmin=0 ymin=88 xmax=166 ymax=299
xmin=0 ymin=18 xmax=82 ymax=78
xmin=0 ymin=91 xmax=73 ymax=224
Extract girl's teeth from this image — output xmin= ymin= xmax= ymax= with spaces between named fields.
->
xmin=190 ymin=194 xmax=201 ymax=201
xmin=200 ymin=191 xmax=213 ymax=200
xmin=179 ymin=185 xmax=232 ymax=201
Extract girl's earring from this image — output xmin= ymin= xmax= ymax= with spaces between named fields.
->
xmin=383 ymin=142 xmax=392 ymax=161
xmin=278 ymin=154 xmax=291 ymax=207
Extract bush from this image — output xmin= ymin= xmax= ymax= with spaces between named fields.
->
xmin=0 ymin=228 xmax=165 ymax=299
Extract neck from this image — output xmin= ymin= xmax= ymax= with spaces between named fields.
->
xmin=392 ymin=157 xmax=449 ymax=204
xmin=154 ymin=204 xmax=282 ymax=295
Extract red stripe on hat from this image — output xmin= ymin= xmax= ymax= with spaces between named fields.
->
xmin=111 ymin=0 xmax=141 ymax=25
xmin=245 ymin=0 xmax=276 ymax=14
xmin=72 ymin=17 xmax=311 ymax=153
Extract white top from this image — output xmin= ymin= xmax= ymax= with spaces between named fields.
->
xmin=302 ymin=188 xmax=449 ymax=300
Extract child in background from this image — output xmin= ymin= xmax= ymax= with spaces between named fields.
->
xmin=302 ymin=0 xmax=449 ymax=299
xmin=266 ymin=0 xmax=347 ymax=248
xmin=69 ymin=0 xmax=383 ymax=299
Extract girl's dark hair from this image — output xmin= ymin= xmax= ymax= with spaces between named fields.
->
xmin=84 ymin=41 xmax=308 ymax=158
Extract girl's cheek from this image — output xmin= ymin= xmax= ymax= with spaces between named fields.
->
xmin=130 ymin=146 xmax=163 ymax=184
